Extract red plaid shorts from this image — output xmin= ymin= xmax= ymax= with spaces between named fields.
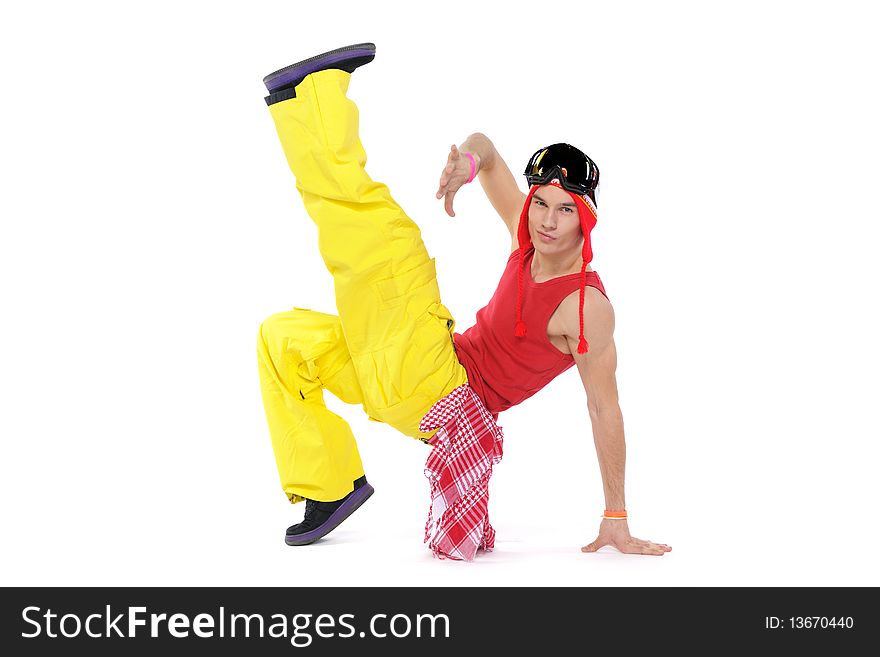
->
xmin=420 ymin=384 xmax=504 ymax=561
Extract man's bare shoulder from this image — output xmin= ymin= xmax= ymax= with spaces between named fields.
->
xmin=551 ymin=286 xmax=615 ymax=352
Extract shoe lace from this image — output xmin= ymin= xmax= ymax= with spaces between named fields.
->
xmin=303 ymin=499 xmax=319 ymax=523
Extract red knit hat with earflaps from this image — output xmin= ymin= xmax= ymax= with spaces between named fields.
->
xmin=514 ymin=181 xmax=598 ymax=354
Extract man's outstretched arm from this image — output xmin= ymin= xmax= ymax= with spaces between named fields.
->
xmin=561 ymin=291 xmax=672 ymax=556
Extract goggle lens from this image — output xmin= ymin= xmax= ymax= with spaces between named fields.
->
xmin=524 ymin=143 xmax=599 ymax=204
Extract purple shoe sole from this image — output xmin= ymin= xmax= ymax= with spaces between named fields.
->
xmin=285 ymin=483 xmax=375 ymax=546
xmin=263 ymin=43 xmax=376 ymax=93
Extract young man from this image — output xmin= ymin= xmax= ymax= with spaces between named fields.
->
xmin=436 ymin=140 xmax=670 ymax=556
xmin=257 ymin=43 xmax=670 ymax=558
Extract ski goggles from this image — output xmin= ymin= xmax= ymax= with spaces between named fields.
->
xmin=523 ymin=143 xmax=600 ymax=205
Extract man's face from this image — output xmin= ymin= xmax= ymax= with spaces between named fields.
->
xmin=527 ymin=184 xmax=583 ymax=255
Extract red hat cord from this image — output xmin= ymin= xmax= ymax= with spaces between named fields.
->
xmin=514 ymin=181 xmax=598 ymax=354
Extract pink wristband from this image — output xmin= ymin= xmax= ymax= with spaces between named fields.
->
xmin=464 ymin=152 xmax=477 ymax=183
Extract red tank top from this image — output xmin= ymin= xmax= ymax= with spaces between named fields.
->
xmin=453 ymin=246 xmax=609 ymax=415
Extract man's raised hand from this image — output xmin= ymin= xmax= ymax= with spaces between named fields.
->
xmin=435 ymin=144 xmax=479 ymax=217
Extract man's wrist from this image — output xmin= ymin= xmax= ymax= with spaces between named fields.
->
xmin=463 ymin=133 xmax=492 ymax=170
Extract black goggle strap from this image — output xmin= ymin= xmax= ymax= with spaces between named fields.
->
xmin=526 ymin=151 xmax=596 ymax=192
xmin=527 ymin=163 xmax=565 ymax=185
xmin=527 ymin=165 xmax=595 ymax=200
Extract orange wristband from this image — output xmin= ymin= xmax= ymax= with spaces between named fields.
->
xmin=603 ymin=510 xmax=627 ymax=519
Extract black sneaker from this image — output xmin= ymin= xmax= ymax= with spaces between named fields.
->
xmin=263 ymin=43 xmax=376 ymax=102
xmin=285 ymin=476 xmax=374 ymax=546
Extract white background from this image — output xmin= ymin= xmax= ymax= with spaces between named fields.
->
xmin=1 ymin=0 xmax=878 ymax=587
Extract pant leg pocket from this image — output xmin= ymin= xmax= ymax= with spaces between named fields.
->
xmin=421 ymin=301 xmax=457 ymax=346
xmin=373 ymin=258 xmax=439 ymax=308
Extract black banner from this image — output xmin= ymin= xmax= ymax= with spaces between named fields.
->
xmin=0 ymin=587 xmax=870 ymax=653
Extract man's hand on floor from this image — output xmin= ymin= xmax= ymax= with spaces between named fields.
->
xmin=581 ymin=519 xmax=672 ymax=556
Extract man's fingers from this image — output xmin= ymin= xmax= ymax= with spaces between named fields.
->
xmin=439 ymin=161 xmax=460 ymax=191
xmin=620 ymin=540 xmax=670 ymax=555
xmin=444 ymin=190 xmax=457 ymax=217
xmin=581 ymin=538 xmax=605 ymax=553
xmin=437 ymin=145 xmax=468 ymax=210
xmin=632 ymin=536 xmax=672 ymax=551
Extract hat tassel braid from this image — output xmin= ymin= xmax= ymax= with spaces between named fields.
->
xmin=514 ymin=253 xmax=527 ymax=337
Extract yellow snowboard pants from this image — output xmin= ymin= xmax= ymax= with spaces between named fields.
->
xmin=257 ymin=69 xmax=469 ymax=504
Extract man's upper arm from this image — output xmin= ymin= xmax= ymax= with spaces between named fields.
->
xmin=563 ymin=291 xmax=620 ymax=413
xmin=474 ymin=144 xmax=526 ymax=248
